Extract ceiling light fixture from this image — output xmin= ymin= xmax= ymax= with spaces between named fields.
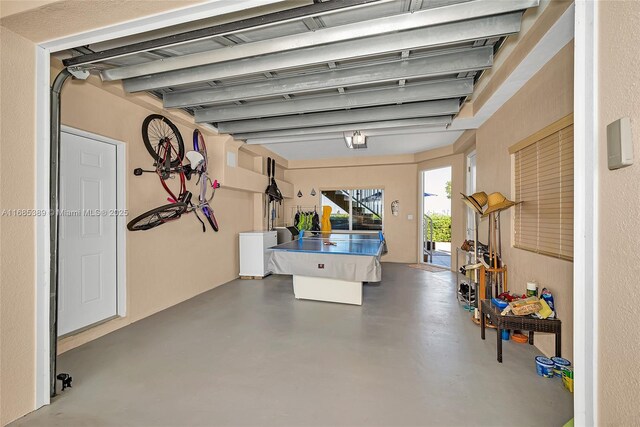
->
xmin=344 ymin=130 xmax=367 ymax=149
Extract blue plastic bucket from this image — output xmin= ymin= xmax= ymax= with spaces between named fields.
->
xmin=551 ymin=357 xmax=571 ymax=377
xmin=501 ymin=329 xmax=510 ymax=340
xmin=535 ymin=356 xmax=555 ymax=378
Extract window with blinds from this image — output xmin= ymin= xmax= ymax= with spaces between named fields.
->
xmin=510 ymin=114 xmax=573 ymax=261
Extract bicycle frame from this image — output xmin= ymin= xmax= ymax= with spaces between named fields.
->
xmin=155 ymin=137 xmax=187 ymax=204
xmin=192 ymin=129 xmax=220 ymax=232
xmin=130 ymin=121 xmax=219 ymax=233
xmin=129 ymin=115 xmax=204 ymax=233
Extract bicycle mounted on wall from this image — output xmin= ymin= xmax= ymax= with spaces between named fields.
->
xmin=127 ymin=114 xmax=220 ymax=232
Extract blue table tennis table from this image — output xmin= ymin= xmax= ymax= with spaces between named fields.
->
xmin=267 ymin=231 xmax=386 ymax=305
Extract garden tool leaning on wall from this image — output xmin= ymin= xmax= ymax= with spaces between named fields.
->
xmin=264 ymin=157 xmax=283 ymax=230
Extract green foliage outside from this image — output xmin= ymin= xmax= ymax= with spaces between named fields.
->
xmin=445 ymin=180 xmax=452 ymax=199
xmin=425 ymin=213 xmax=451 ymax=242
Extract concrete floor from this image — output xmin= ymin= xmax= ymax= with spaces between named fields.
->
xmin=13 ymin=263 xmax=573 ymax=427
xmin=424 ymin=250 xmax=452 ymax=269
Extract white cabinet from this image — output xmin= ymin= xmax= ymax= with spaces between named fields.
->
xmin=239 ymin=231 xmax=278 ymax=277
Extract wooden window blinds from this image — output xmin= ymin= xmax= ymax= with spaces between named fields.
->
xmin=510 ymin=114 xmax=573 ymax=261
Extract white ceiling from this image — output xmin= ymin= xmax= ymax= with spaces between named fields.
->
xmin=266 ymin=130 xmax=463 ymax=160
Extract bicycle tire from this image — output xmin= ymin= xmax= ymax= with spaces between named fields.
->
xmin=202 ymin=206 xmax=219 ymax=232
xmin=193 ymin=129 xmax=207 ymax=170
xmin=127 ymin=202 xmax=188 ymax=231
xmin=142 ymin=114 xmax=184 ymax=167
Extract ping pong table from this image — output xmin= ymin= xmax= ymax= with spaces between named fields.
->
xmin=267 ymin=231 xmax=386 ymax=305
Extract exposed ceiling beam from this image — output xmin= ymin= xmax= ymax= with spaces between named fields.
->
xmin=408 ymin=0 xmax=423 ymax=12
xmin=243 ymin=122 xmax=454 ymax=145
xmin=163 ymin=47 xmax=491 ymax=109
xmin=302 ymin=17 xmax=322 ymax=31
xmin=63 ymin=0 xmax=383 ymax=67
xmin=213 ymin=36 xmax=236 ymax=47
xmin=124 ymin=13 xmax=523 ymax=92
xmin=215 ymin=100 xmax=460 ymax=133
xmin=248 ymin=133 xmax=343 ymax=145
xmin=233 ymin=117 xmax=453 ymax=140
xmin=232 ymin=33 xmax=253 ymax=43
xmin=102 ymin=0 xmax=536 ymax=82
xmin=195 ymin=78 xmax=472 ymax=122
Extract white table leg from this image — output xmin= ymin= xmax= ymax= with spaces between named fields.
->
xmin=293 ymin=275 xmax=363 ymax=305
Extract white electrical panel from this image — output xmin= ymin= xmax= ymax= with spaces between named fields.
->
xmin=607 ymin=117 xmax=634 ymax=170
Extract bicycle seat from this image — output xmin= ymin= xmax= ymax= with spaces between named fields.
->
xmin=185 ymin=151 xmax=205 ymax=170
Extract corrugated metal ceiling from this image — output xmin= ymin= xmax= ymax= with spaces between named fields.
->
xmin=56 ymin=0 xmax=539 ymax=145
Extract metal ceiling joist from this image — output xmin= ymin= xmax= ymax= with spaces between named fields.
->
xmin=215 ymin=100 xmax=460 ymax=133
xmin=213 ymin=36 xmax=236 ymax=47
xmin=408 ymin=0 xmax=424 ymax=12
xmin=62 ymin=0 xmax=382 ymax=68
xmin=302 ymin=17 xmax=322 ymax=31
xmin=163 ymin=47 xmax=492 ymax=108
xmin=101 ymin=0 xmax=536 ymax=82
xmin=233 ymin=117 xmax=453 ymax=140
xmin=248 ymin=133 xmax=345 ymax=145
xmin=244 ymin=125 xmax=457 ymax=145
xmin=195 ymin=78 xmax=472 ymax=122
xmin=124 ymin=13 xmax=523 ymax=93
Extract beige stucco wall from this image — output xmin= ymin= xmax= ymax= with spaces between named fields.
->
xmin=0 ymin=0 xmax=205 ymax=42
xmin=0 ymin=0 xmax=63 ymax=19
xmin=0 ymin=26 xmax=38 ymax=426
xmin=597 ymin=2 xmax=640 ymax=424
xmin=284 ymin=164 xmax=418 ymax=264
xmin=476 ymin=42 xmax=574 ymax=359
xmin=55 ymin=71 xmax=254 ymax=351
xmin=0 ymin=25 xmax=254 ymax=425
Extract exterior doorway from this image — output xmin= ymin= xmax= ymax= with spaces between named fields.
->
xmin=421 ymin=167 xmax=452 ymax=269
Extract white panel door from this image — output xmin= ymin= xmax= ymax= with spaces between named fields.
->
xmin=59 ymin=131 xmax=118 ymax=336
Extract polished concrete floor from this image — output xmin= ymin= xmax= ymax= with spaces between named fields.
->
xmin=13 ymin=263 xmax=573 ymax=426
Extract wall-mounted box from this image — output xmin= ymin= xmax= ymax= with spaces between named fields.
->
xmin=607 ymin=117 xmax=634 ymax=170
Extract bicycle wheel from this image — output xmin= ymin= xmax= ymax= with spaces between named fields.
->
xmin=193 ymin=129 xmax=207 ymax=170
xmin=202 ymin=205 xmax=219 ymax=232
xmin=127 ymin=203 xmax=188 ymax=231
xmin=142 ymin=114 xmax=184 ymax=167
